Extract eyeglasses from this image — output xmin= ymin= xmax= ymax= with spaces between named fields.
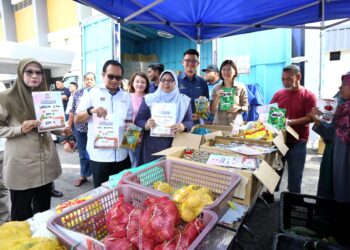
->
xmin=160 ymin=79 xmax=175 ymax=84
xmin=107 ymin=74 xmax=123 ymax=81
xmin=183 ymin=59 xmax=198 ymax=64
xmin=24 ymin=70 xmax=43 ymax=76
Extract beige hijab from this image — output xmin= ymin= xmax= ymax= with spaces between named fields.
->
xmin=0 ymin=58 xmax=50 ymax=149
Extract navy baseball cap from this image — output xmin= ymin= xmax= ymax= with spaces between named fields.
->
xmin=201 ymin=64 xmax=219 ymax=73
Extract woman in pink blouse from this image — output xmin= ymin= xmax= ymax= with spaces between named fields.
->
xmin=129 ymin=72 xmax=150 ymax=121
xmin=128 ymin=72 xmax=149 ymax=167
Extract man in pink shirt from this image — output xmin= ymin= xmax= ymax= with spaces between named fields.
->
xmin=262 ymin=65 xmax=316 ymax=202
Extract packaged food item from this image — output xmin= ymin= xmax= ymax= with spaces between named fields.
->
xmin=173 ymin=185 xmax=213 ymax=222
xmin=267 ymin=107 xmax=286 ymax=129
xmin=55 ymin=196 xmax=93 ymax=214
xmin=317 ymin=98 xmax=338 ymax=123
xmin=220 ymin=88 xmax=235 ymax=111
xmin=120 ymin=124 xmax=142 ymax=150
xmin=153 ymin=181 xmax=175 ymax=194
xmin=257 ymin=103 xmax=278 ymax=122
xmin=194 ymin=97 xmax=209 ymax=119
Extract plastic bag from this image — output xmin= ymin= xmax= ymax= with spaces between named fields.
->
xmin=194 ymin=97 xmax=209 ymax=119
xmin=105 ymin=194 xmax=134 ymax=237
xmin=140 ymin=196 xmax=180 ymax=242
xmin=120 ymin=124 xmax=142 ymax=150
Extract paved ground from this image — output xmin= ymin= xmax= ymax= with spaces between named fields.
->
xmin=52 ymin=143 xmax=322 ymax=249
xmin=231 ymin=147 xmax=322 ymax=250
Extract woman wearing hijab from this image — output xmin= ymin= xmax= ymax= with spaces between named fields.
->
xmin=135 ymin=70 xmax=193 ymax=165
xmin=310 ymin=71 xmax=350 ymax=202
xmin=210 ymin=59 xmax=248 ymax=125
xmin=0 ymin=58 xmax=63 ymax=221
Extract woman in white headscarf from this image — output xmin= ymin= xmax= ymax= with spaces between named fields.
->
xmin=135 ymin=70 xmax=193 ymax=165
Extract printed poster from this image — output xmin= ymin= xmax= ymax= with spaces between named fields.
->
xmin=93 ymin=114 xmax=119 ymax=148
xmin=32 ymin=91 xmax=65 ymax=132
xmin=151 ymin=103 xmax=176 ymax=137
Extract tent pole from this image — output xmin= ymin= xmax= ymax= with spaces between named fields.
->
xmin=197 ymin=43 xmax=201 ymax=75
xmin=124 ymin=0 xmax=163 ymax=22
xmin=318 ymin=0 xmax=325 ymax=97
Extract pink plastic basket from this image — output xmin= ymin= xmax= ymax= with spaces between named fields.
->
xmin=123 ymin=159 xmax=241 ymax=217
xmin=47 ymin=184 xmax=218 ymax=250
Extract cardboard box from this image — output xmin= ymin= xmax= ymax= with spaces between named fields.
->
xmin=191 ymin=124 xmax=233 ymax=137
xmin=172 ymin=130 xmax=223 ymax=148
xmin=154 ymin=146 xmax=280 ymax=206
xmin=318 ymin=138 xmax=325 ymax=155
xmin=201 ymin=136 xmax=281 ymax=169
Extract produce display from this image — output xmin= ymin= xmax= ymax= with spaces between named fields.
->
xmin=173 ymin=185 xmax=214 ymax=222
xmin=153 ymin=180 xmax=175 ymax=194
xmin=153 ymin=182 xmax=214 ymax=222
xmin=103 ymin=194 xmax=204 ymax=250
xmin=0 ymin=215 xmax=64 ymax=250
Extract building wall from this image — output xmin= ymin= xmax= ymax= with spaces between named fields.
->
xmin=304 ymin=23 xmax=350 ymax=99
xmin=323 ymin=50 xmax=350 ymax=97
xmin=0 ymin=18 xmax=3 ymax=41
xmin=47 ymin=0 xmax=78 ymax=33
xmin=217 ymin=28 xmax=292 ymax=104
xmin=15 ymin=5 xmax=35 ymax=42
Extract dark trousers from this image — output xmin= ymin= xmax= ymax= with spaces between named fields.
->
xmin=90 ymin=156 xmax=131 ymax=188
xmin=10 ymin=182 xmax=52 ymax=221
xmin=275 ymin=141 xmax=307 ymax=193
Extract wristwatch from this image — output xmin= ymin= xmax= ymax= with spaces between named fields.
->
xmin=87 ymin=106 xmax=94 ymax=116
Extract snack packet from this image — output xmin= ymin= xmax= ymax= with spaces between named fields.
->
xmin=120 ymin=124 xmax=142 ymax=150
xmin=194 ymin=97 xmax=209 ymax=119
xmin=317 ymin=98 xmax=337 ymax=123
xmin=220 ymin=88 xmax=235 ymax=111
xmin=267 ymin=107 xmax=286 ymax=129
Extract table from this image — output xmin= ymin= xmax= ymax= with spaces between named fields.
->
xmin=51 ymin=175 xmax=263 ymax=249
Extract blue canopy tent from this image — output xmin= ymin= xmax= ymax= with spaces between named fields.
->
xmin=74 ymin=0 xmax=350 ymax=96
xmin=75 ymin=0 xmax=350 ymax=43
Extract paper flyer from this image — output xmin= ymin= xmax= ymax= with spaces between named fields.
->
xmin=151 ymin=103 xmax=176 ymax=137
xmin=93 ymin=114 xmax=119 ymax=148
xmin=206 ymin=154 xmax=259 ymax=170
xmin=32 ymin=91 xmax=65 ymax=132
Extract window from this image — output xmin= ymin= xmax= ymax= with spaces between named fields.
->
xmin=13 ymin=0 xmax=32 ymax=12
xmin=329 ymin=51 xmax=341 ymax=61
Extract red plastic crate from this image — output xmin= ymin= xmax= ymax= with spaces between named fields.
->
xmin=123 ymin=159 xmax=241 ymax=217
xmin=47 ymin=184 xmax=218 ymax=250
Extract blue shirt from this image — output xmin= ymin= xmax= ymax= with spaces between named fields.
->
xmin=71 ymin=88 xmax=90 ymax=132
xmin=178 ymin=72 xmax=209 ymax=113
xmin=148 ymin=82 xmax=158 ymax=93
xmin=59 ymin=87 xmax=71 ymax=111
xmin=206 ymin=79 xmax=222 ymax=123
